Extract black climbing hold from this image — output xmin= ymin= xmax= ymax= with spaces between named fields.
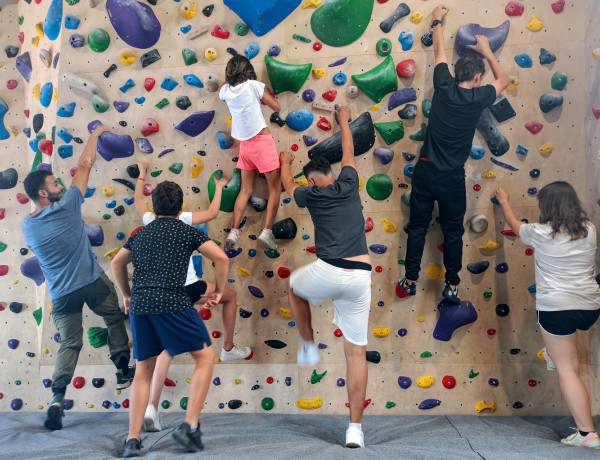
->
xmin=402 ymin=152 xmax=416 ymax=162
xmin=51 ymin=126 xmax=56 ymax=144
xmin=226 ymin=47 xmax=239 ymax=56
xmin=191 ymin=186 xmax=200 ymax=193
xmin=114 ymin=205 xmax=125 ymax=216
xmin=495 ymin=304 xmax=510 ymax=317
xmin=366 ymin=350 xmax=381 ymax=364
xmin=112 ymin=178 xmax=136 ymax=191
xmin=249 ymin=196 xmax=267 ymax=212
xmin=92 ymin=378 xmax=105 ymax=388
xmin=239 ymin=307 xmax=252 ymax=318
xmin=239 ymin=216 xmax=247 ymax=229
xmin=273 ymin=217 xmax=297 ymax=240
xmin=73 ymin=137 xmax=83 ymax=144
xmin=476 ymin=110 xmax=509 ymax=156
xmin=0 ymin=168 xmax=18 ymax=189
xmin=251 ymin=384 xmax=260 ymax=390
xmin=379 ymin=2 xmax=410 ymax=33
xmin=520 ymin=218 xmax=529 ymax=223
xmin=529 ymin=169 xmax=540 ymax=178
xmin=9 ymin=302 xmax=22 ymax=313
xmin=4 ymin=45 xmax=19 ymax=58
xmin=146 ymin=0 xmax=157 ymax=4
xmin=308 ymin=112 xmax=375 ymax=164
xmin=509 ymin=348 xmax=520 ymax=355
xmin=539 ymin=93 xmax=563 ymax=113
xmin=197 ymin=150 xmax=206 ymax=156
xmin=421 ymin=30 xmax=433 ymax=47
xmin=398 ymin=104 xmax=417 ymax=119
xmin=140 ymin=49 xmax=161 ymax=68
xmin=119 ymin=121 xmax=127 ymax=127
xmin=467 ymin=261 xmax=490 ymax=274
xmin=489 ymin=96 xmax=516 ymax=123
xmin=512 ymin=401 xmax=523 ymax=409
xmin=264 ymin=339 xmax=287 ymax=349
xmin=228 ymin=399 xmax=243 ymax=409
xmin=103 ymin=63 xmax=117 ymax=78
xmin=265 ymin=271 xmax=274 ymax=278
xmin=596 ymin=274 xmax=600 ymax=287
xmin=26 ymin=352 xmax=35 ymax=357
xmin=539 ymin=48 xmax=556 ymax=65
xmin=33 ymin=114 xmax=44 ymax=133
xmin=126 ymin=164 xmax=140 ymax=179
xmin=270 ymin=112 xmax=286 ymax=127
xmin=176 ymin=96 xmax=192 ymax=110
xmin=202 ymin=4 xmax=214 ymax=16
xmin=232 ymin=157 xmax=239 ymax=162
xmin=20 ymin=248 xmax=28 ymax=256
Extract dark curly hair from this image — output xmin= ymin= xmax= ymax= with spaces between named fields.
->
xmin=225 ymin=54 xmax=257 ymax=86
xmin=152 ymin=181 xmax=183 ymax=216
xmin=303 ymin=157 xmax=332 ymax=179
xmin=455 ymin=54 xmax=486 ymax=83
xmin=537 ymin=181 xmax=589 ymax=240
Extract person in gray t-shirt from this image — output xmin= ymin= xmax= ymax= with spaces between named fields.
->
xmin=280 ymin=106 xmax=372 ymax=449
xmin=21 ymin=126 xmax=134 ymax=431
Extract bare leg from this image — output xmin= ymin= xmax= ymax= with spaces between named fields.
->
xmin=199 ymin=282 xmax=237 ymax=351
xmin=343 ymin=339 xmax=367 ymax=424
xmin=288 ymin=283 xmax=313 ymax=342
xmin=149 ymin=350 xmax=172 ymax=409
xmin=231 ymin=169 xmax=256 ymax=229
xmin=263 ymin=168 xmax=281 ymax=230
xmin=542 ymin=330 xmax=595 ymax=432
xmin=127 ymin=356 xmax=157 ymax=440
xmin=184 ymin=345 xmax=215 ymax=426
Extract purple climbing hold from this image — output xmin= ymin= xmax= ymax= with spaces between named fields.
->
xmin=337 ymin=378 xmax=345 ymax=387
xmin=90 ymin=124 xmax=134 ymax=161
xmin=398 ymin=328 xmax=407 ymax=337
xmin=249 ymin=286 xmax=264 ymax=298
xmin=37 ymin=164 xmax=52 ymax=172
xmin=157 ymin=149 xmax=174 ymax=158
xmin=69 ymin=33 xmax=85 ymax=48
xmin=418 ymin=399 xmax=441 ymax=410
xmin=398 ymin=376 xmax=412 ymax=389
xmin=489 ymin=378 xmax=499 ymax=387
xmin=106 ymin=0 xmax=161 ymax=49
xmin=490 ymin=157 xmax=518 ymax=171
xmin=388 ymin=88 xmax=417 ymax=111
xmin=224 ymin=247 xmax=242 ymax=258
xmin=528 ymin=187 xmax=537 ymax=195
xmin=261 ymin=308 xmax=269 ymax=317
xmin=52 ymin=52 xmax=60 ymax=69
xmin=16 ymin=52 xmax=32 ymax=83
xmin=285 ymin=377 xmax=292 ymax=386
xmin=84 ymin=223 xmax=104 ymax=246
xmin=303 ymin=135 xmax=317 ymax=146
xmin=328 ymin=57 xmax=347 ymax=67
xmin=43 ymin=378 xmax=52 ymax=388
xmin=20 ymin=256 xmax=45 ymax=286
xmin=374 ymin=148 xmax=394 ymax=165
xmin=455 ymin=20 xmax=510 ymax=58
xmin=318 ymin=343 xmax=327 ymax=349
xmin=10 ymin=399 xmax=23 ymax=411
xmin=8 ymin=339 xmax=19 ymax=349
xmin=495 ymin=262 xmax=509 ymax=274
xmin=267 ymin=44 xmax=281 ymax=57
xmin=175 ymin=111 xmax=215 ymax=137
xmin=213 ymin=377 xmax=221 ymax=386
xmin=64 ymin=399 xmax=74 ymax=410
xmin=135 ymin=138 xmax=153 ymax=154
xmin=302 ymin=89 xmax=316 ymax=103
xmin=223 ymin=0 xmax=303 ymax=36
xmin=113 ymin=101 xmax=130 ymax=113
xmin=369 ymin=244 xmax=387 ymax=254
xmin=54 ymin=332 xmax=60 ymax=343
xmin=433 ymin=299 xmax=478 ymax=342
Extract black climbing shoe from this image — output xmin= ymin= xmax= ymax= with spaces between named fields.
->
xmin=398 ymin=277 xmax=417 ymax=296
xmin=442 ymin=282 xmax=460 ymax=304
xmin=172 ymin=422 xmax=204 ymax=452
xmin=44 ymin=401 xmax=64 ymax=431
xmin=122 ymin=438 xmax=143 ymax=458
xmin=116 ymin=365 xmax=136 ymax=390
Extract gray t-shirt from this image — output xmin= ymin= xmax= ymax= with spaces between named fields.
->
xmin=293 ymin=166 xmax=368 ymax=259
xmin=22 ymin=185 xmax=103 ymax=300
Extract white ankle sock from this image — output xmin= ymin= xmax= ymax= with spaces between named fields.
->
xmin=302 ymin=341 xmax=315 ymax=351
xmin=189 ymin=425 xmax=198 ymax=432
xmin=349 ymin=422 xmax=362 ymax=431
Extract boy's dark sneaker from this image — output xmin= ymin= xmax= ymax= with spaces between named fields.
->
xmin=398 ymin=277 xmax=417 ymax=296
xmin=43 ymin=402 xmax=64 ymax=431
xmin=116 ymin=365 xmax=136 ymax=390
xmin=172 ymin=422 xmax=204 ymax=452
xmin=122 ymin=438 xmax=143 ymax=458
xmin=442 ymin=282 xmax=460 ymax=304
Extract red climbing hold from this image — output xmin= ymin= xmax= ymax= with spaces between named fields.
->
xmin=0 ymin=266 xmax=6 ymax=276
xmin=525 ymin=122 xmax=543 ymax=134
xmin=322 ymin=90 xmax=337 ymax=102
xmin=0 ymin=209 xmax=4 ymax=220
xmin=395 ymin=283 xmax=409 ymax=298
xmin=306 ymin=245 xmax=316 ymax=253
xmin=16 ymin=193 xmax=29 ymax=204
xmin=144 ymin=78 xmax=156 ymax=92
xmin=291 ymin=144 xmax=299 ymax=151
xmin=39 ymin=139 xmax=53 ymax=156
xmin=487 ymin=328 xmax=496 ymax=336
xmin=334 ymin=328 xmax=343 ymax=337
xmin=501 ymin=230 xmax=517 ymax=237
xmin=70 ymin=167 xmax=78 ymax=177
xmin=24 ymin=110 xmax=30 ymax=118
xmin=244 ymin=350 xmax=254 ymax=360
xmin=122 ymin=399 xmax=130 ymax=408
xmin=164 ymin=378 xmax=176 ymax=387
xmin=442 ymin=375 xmax=456 ymax=389
xmin=525 ymin=248 xmax=534 ymax=256
xmin=141 ymin=118 xmax=159 ymax=136
xmin=377 ymin=0 xmax=389 ymax=3
xmin=211 ymin=24 xmax=230 ymax=39
xmin=212 ymin=331 xmax=221 ymax=338
xmin=6 ymin=79 xmax=18 ymax=90
xmin=143 ymin=183 xmax=153 ymax=196
xmin=130 ymin=226 xmax=143 ymax=237
xmin=277 ymin=267 xmax=291 ymax=278
xmin=317 ymin=117 xmax=332 ymax=131
xmin=437 ymin=243 xmax=444 ymax=253
xmin=200 ymin=309 xmax=211 ymax=320
xmin=364 ymin=217 xmax=374 ymax=232
xmin=551 ymin=0 xmax=564 ymax=13
xmin=313 ymin=42 xmax=322 ymax=51
xmin=73 ymin=376 xmax=85 ymax=389
xmin=266 ymin=377 xmax=274 ymax=384
xmin=528 ymin=379 xmax=537 ymax=387
xmin=473 ymin=184 xmax=481 ymax=192
xmin=375 ymin=266 xmax=382 ymax=273
xmin=345 ymin=399 xmax=371 ymax=409
xmin=396 ymin=59 xmax=416 ymax=78
xmin=593 ymin=106 xmax=600 ymax=120
xmin=505 ymin=1 xmax=524 ymax=16
xmin=17 ymin=32 xmax=24 ymax=43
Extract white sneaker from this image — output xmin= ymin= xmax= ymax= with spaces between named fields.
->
xmin=297 ymin=343 xmax=321 ymax=366
xmin=220 ymin=344 xmax=252 ymax=362
xmin=258 ymin=229 xmax=278 ymax=250
xmin=346 ymin=426 xmax=365 ymax=448
xmin=143 ymin=404 xmax=161 ymax=432
xmin=225 ymin=230 xmax=239 ymax=250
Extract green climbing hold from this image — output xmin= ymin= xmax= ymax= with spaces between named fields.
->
xmin=180 ymin=397 xmax=188 ymax=410
xmin=398 ymin=259 xmax=405 ymax=265
xmin=56 ymin=177 xmax=67 ymax=193
xmin=469 ymin=369 xmax=479 ymax=378
xmin=420 ymin=351 xmax=432 ymax=358
xmin=373 ymin=119 xmax=404 ymax=145
xmin=409 ymin=123 xmax=427 ymax=142
xmin=182 ymin=48 xmax=198 ymax=66
xmin=265 ymin=55 xmax=312 ymax=95
xmin=91 ymin=94 xmax=110 ymax=113
xmin=422 ymin=99 xmax=431 ymax=118
xmin=352 ymin=55 xmax=397 ymax=103
xmin=31 ymin=133 xmax=46 ymax=172
xmin=483 ymin=291 xmax=492 ymax=298
xmin=33 ymin=307 xmax=42 ymax=326
xmin=386 ymin=401 xmax=396 ymax=409
xmin=311 ymin=369 xmax=327 ymax=384
xmin=235 ymin=22 xmax=249 ymax=36
xmin=15 ymin=380 xmax=21 ymax=385
xmin=66 ymin=0 xmax=79 ymax=5
xmin=401 ymin=190 xmax=410 ymax=207
xmin=261 ymin=397 xmax=274 ymax=411
xmin=208 ymin=169 xmax=241 ymax=212
xmin=0 ymin=242 xmax=6 ymax=252
xmin=18 ymin=16 xmax=24 ymax=26
xmin=376 ymin=38 xmax=392 ymax=57
xmin=265 ymin=248 xmax=280 ymax=259
xmin=366 ymin=174 xmax=393 ymax=201
xmin=169 ymin=163 xmax=183 ymax=174
xmin=150 ymin=170 xmax=162 ymax=177
xmin=213 ymin=239 xmax=222 ymax=246
xmin=293 ymin=34 xmax=311 ymax=43
xmin=155 ymin=98 xmax=169 ymax=109
xmin=103 ymin=214 xmax=111 ymax=220
xmin=550 ymin=72 xmax=568 ymax=91
xmin=88 ymin=28 xmax=111 ymax=53
xmin=161 ymin=400 xmax=170 ymax=409
xmin=311 ymin=0 xmax=374 ymax=47
xmin=87 ymin=327 xmax=108 ymax=348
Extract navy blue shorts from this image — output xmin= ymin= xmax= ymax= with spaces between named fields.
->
xmin=130 ymin=308 xmax=212 ymax=361
xmin=538 ymin=309 xmax=600 ymax=336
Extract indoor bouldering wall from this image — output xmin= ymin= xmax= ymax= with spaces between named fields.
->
xmin=1 ymin=0 xmax=599 ymax=417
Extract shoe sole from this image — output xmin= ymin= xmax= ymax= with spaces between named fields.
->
xmin=258 ymin=236 xmax=277 ymax=250
xmin=116 ymin=380 xmax=133 ymax=390
xmin=220 ymin=354 xmax=251 ymax=362
xmin=143 ymin=417 xmax=160 ymax=432
xmin=172 ymin=431 xmax=203 ymax=452
xmin=44 ymin=405 xmax=63 ymax=431
xmin=346 ymin=442 xmax=363 ymax=448
xmin=561 ymin=440 xmax=600 ymax=448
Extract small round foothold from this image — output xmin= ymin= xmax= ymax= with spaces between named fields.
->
xmin=513 ymin=401 xmax=523 ymax=409
xmin=510 ymin=348 xmax=521 ymax=354
xmin=266 ymin=377 xmax=274 ymax=384
xmin=347 ymin=85 xmax=359 ymax=99
xmin=313 ymin=42 xmax=322 ymax=51
xmin=528 ymin=379 xmax=537 ymax=387
xmin=199 ymin=309 xmax=211 ymax=320
xmin=398 ymin=328 xmax=407 ymax=337
xmin=525 ymin=248 xmax=534 ymax=256
xmin=529 ymin=168 xmax=540 ymax=178
xmin=442 ymin=375 xmax=456 ymax=389
xmin=333 ymin=72 xmax=347 ymax=85
xmin=496 ymin=304 xmax=510 ymax=317
xmin=291 ymin=144 xmax=299 ymax=151
xmin=375 ymin=266 xmax=383 ymax=273
xmin=473 ymin=184 xmax=481 ymax=192
xmin=260 ymin=308 xmax=269 ymax=317
xmin=211 ymin=331 xmax=220 ymax=338
xmin=376 ymin=38 xmax=392 ymax=57
xmin=487 ymin=328 xmax=496 ymax=336
xmin=334 ymin=328 xmax=343 ymax=337
xmin=337 ymin=378 xmax=345 ymax=387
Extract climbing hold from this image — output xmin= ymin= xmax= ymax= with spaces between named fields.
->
xmin=467 ymin=261 xmax=490 ymax=275
xmin=183 ymin=74 xmax=203 ymax=89
xmin=539 ymin=93 xmax=563 ymax=113
xmin=505 ymin=1 xmax=524 ymax=16
xmin=175 ymin=111 xmax=214 ymax=137
xmin=11 ymin=399 xmax=23 ymax=411
xmin=351 ymin=56 xmax=397 ymax=104
xmin=140 ymin=118 xmax=159 ymax=137
xmin=161 ymin=77 xmax=179 ymax=91
xmin=489 ymin=96 xmax=516 ymax=123
xmin=376 ymin=38 xmax=392 ymax=57
xmin=373 ymin=327 xmax=390 ymax=338
xmin=525 ymin=122 xmax=543 ymax=135
xmin=21 ymin=257 xmax=45 ymax=286
xmin=418 ymin=399 xmax=441 ymax=410
xmin=417 ymin=375 xmax=434 ymax=388
xmin=410 ymin=11 xmax=423 ymax=23
xmin=106 ymin=0 xmax=161 ymax=49
xmin=296 ymin=397 xmax=323 ymax=410
xmin=366 ymin=351 xmax=381 ymax=363
xmin=261 ymin=397 xmax=274 ymax=411
xmin=317 ymin=117 xmax=332 ymax=131
xmin=476 ymin=110 xmax=509 ymax=157
xmin=374 ymin=120 xmax=404 ymax=145
xmin=88 ymin=28 xmax=110 ymax=53
xmin=538 ymin=142 xmax=553 ymax=155
xmin=57 ymin=102 xmax=76 ymax=117
xmin=265 ymin=56 xmax=311 ymax=94
xmin=514 ymin=53 xmax=533 ymax=68
xmin=396 ymin=59 xmax=415 ymax=78
xmin=526 ymin=16 xmax=543 ymax=32
xmin=0 ymin=168 xmax=17 ymax=189
xmin=409 ymin=123 xmax=427 ymax=142
xmin=425 ymin=262 xmax=444 ymax=280
xmin=397 ymin=376 xmax=412 ymax=389
xmin=398 ymin=104 xmax=417 ymax=119
xmin=455 ymin=21 xmax=510 ymax=58
xmin=551 ymin=0 xmax=565 ymax=13
xmin=311 ymin=369 xmax=327 ymax=384
xmin=420 ymin=30 xmax=433 ymax=47
xmin=373 ymin=148 xmax=394 ymax=165
xmin=398 ymin=31 xmax=414 ymax=51
xmin=169 ymin=163 xmax=183 ymax=175
xmin=381 ymin=218 xmax=396 ymax=232
xmin=388 ymin=88 xmax=417 ymax=111
xmin=469 ymin=369 xmax=479 ymax=378
xmin=479 ymin=240 xmax=502 ymax=251
xmin=366 ymin=174 xmax=393 ymax=201
xmin=433 ymin=299 xmax=477 ymax=341
xmin=475 ymin=400 xmax=497 ymax=413
xmin=512 ymin=401 xmax=523 ymax=409
xmin=510 ymin=348 xmax=521 ymax=355
xmin=65 ymin=14 xmax=80 ymax=30
xmin=311 ymin=0 xmax=373 ymax=47
xmin=469 ymin=145 xmax=485 ymax=160
xmin=380 ymin=2 xmax=410 ymax=33
xmin=273 ymin=217 xmax=297 ymax=239
xmin=470 ymin=215 xmax=488 ymax=233
xmin=140 ymin=49 xmax=161 ymax=68
xmin=539 ymin=48 xmax=556 ymax=65
xmin=8 ymin=339 xmax=19 ymax=349
xmin=495 ymin=262 xmax=509 ymax=274
xmin=285 ymin=109 xmax=314 ymax=132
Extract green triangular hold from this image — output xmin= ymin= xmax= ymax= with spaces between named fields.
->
xmin=366 ymin=174 xmax=393 ymax=201
xmin=351 ymin=55 xmax=398 ymax=103
xmin=409 ymin=123 xmax=427 ymax=142
xmin=169 ymin=163 xmax=183 ymax=174
xmin=311 ymin=0 xmax=374 ymax=47
xmin=310 ymin=369 xmax=327 ymax=384
xmin=33 ymin=307 xmax=42 ymax=326
xmin=208 ymin=169 xmax=241 ymax=212
xmin=374 ymin=119 xmax=404 ymax=145
xmin=386 ymin=401 xmax=396 ymax=409
xmin=0 ymin=242 xmax=6 ymax=252
xmin=264 ymin=55 xmax=312 ymax=95
xmin=150 ymin=170 xmax=162 ymax=177
xmin=469 ymin=369 xmax=479 ymax=378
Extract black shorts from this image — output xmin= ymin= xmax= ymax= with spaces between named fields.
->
xmin=185 ymin=280 xmax=208 ymax=304
xmin=538 ymin=309 xmax=600 ymax=336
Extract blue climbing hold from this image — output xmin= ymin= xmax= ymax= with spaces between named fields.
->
xmin=44 ymin=0 xmax=63 ymax=41
xmin=84 ymin=187 xmax=95 ymax=198
xmin=10 ymin=399 xmax=23 ymax=411
xmin=495 ymin=262 xmax=508 ymax=274
xmin=333 ymin=72 xmax=347 ymax=85
xmin=119 ymin=79 xmax=136 ymax=93
xmin=57 ymin=102 xmax=76 ymax=117
xmin=124 ymin=197 xmax=134 ymax=205
xmin=398 ymin=31 xmax=414 ymax=51
xmin=369 ymin=244 xmax=387 ymax=254
xmin=514 ymin=53 xmax=533 ymax=68
xmin=398 ymin=376 xmax=412 ymax=389
xmin=135 ymin=138 xmax=153 ymax=153
xmin=106 ymin=200 xmax=117 ymax=208
xmin=213 ymin=377 xmax=221 ymax=385
xmin=261 ymin=308 xmax=269 ymax=317
xmin=374 ymin=148 xmax=394 ymax=165
xmin=329 ymin=57 xmax=347 ymax=67
xmin=249 ymin=249 xmax=257 ymax=257
xmin=285 ymin=377 xmax=292 ymax=386
xmin=528 ymin=187 xmax=537 ymax=195
xmin=418 ymin=399 xmax=441 ymax=410
xmin=283 ymin=197 xmax=291 ymax=204
xmin=490 ymin=157 xmax=518 ymax=171
xmin=337 ymin=378 xmax=345 ymax=387
xmin=116 ymin=232 xmax=125 ymax=240
xmin=403 ymin=164 xmax=414 ymax=178
xmin=469 ymin=145 xmax=485 ymax=160
xmin=318 ymin=343 xmax=327 ymax=349
xmin=224 ymin=247 xmax=242 ymax=258
xmin=388 ymin=88 xmax=417 ymax=111
xmin=455 ymin=20 xmax=510 ymax=58
xmin=490 ymin=196 xmax=500 ymax=206
xmin=398 ymin=328 xmax=407 ymax=337
xmin=528 ymin=283 xmax=536 ymax=293
xmin=180 ymin=25 xmax=191 ymax=34
xmin=489 ymin=378 xmax=499 ymax=387
xmin=58 ymin=145 xmax=73 ymax=159
xmin=249 ymin=286 xmax=264 ymax=298
xmin=134 ymin=97 xmax=145 ymax=105
xmin=29 ymin=138 xmax=39 ymax=152
xmin=433 ymin=299 xmax=478 ymax=342
xmin=8 ymin=339 xmax=19 ymax=349
xmin=57 ymin=127 xmax=73 ymax=143
xmin=84 ymin=223 xmax=104 ymax=246
xmin=288 ymin=321 xmax=295 ymax=327
xmin=0 ymin=98 xmax=9 ymax=141
xmin=161 ymin=76 xmax=178 ymax=91
xmin=43 ymin=378 xmax=52 ymax=388
xmin=516 ymin=144 xmax=528 ymax=155
xmin=175 ymin=111 xmax=215 ymax=137
xmin=65 ymin=14 xmax=80 ymax=30
xmin=245 ymin=42 xmax=260 ymax=60
xmin=183 ymin=74 xmax=204 ymax=88
xmin=223 ymin=0 xmax=302 ymax=36
xmin=217 ymin=131 xmax=235 ymax=149
xmin=39 ymin=83 xmax=53 ymax=108
xmin=286 ymin=109 xmax=314 ymax=132
xmin=16 ymin=52 xmax=32 ymax=83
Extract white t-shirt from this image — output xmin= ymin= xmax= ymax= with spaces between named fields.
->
xmin=142 ymin=212 xmax=199 ymax=286
xmin=219 ymin=80 xmax=267 ymax=141
xmin=519 ymin=222 xmax=600 ymax=311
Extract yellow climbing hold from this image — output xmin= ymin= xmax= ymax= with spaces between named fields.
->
xmin=180 ymin=0 xmax=197 ymax=19
xmin=0 ymin=62 xmax=4 ymax=69
xmin=417 ymin=375 xmax=434 ymax=388
xmin=12 ymin=280 xmax=18 ymax=285
xmin=593 ymin=49 xmax=600 ymax=61
xmin=296 ymin=397 xmax=323 ymax=410
xmin=312 ymin=68 xmax=325 ymax=79
xmin=234 ymin=379 xmax=241 ymax=384
xmin=190 ymin=156 xmax=204 ymax=178
xmin=35 ymin=22 xmax=45 ymax=38
xmin=37 ymin=404 xmax=44 ymax=409
xmin=296 ymin=178 xmax=308 ymax=186
xmin=381 ymin=219 xmax=396 ymax=232
xmin=226 ymin=116 xmax=232 ymax=127
xmin=43 ymin=348 xmax=49 ymax=354
xmin=104 ymin=248 xmax=120 ymax=260
xmin=475 ymin=400 xmax=497 ymax=413
xmin=49 ymin=304 xmax=53 ymax=310
xmin=537 ymin=348 xmax=546 ymax=362
xmin=526 ymin=15 xmax=543 ymax=32
xmin=119 ymin=49 xmax=136 ymax=66
xmin=481 ymin=169 xmax=496 ymax=179
xmin=373 ymin=327 xmax=390 ymax=337
xmin=88 ymin=404 xmax=94 ymax=408
xmin=205 ymin=48 xmax=217 ymax=60
xmin=31 ymin=36 xmax=40 ymax=47
xmin=302 ymin=0 xmax=321 ymax=7
xmin=116 ymin=389 xmax=121 ymax=395
xmin=410 ymin=11 xmax=424 ymax=24
xmin=53 ymin=88 xmax=58 ymax=101
xmin=507 ymin=76 xmax=519 ymax=92
xmin=32 ymin=83 xmax=41 ymax=100
xmin=538 ymin=142 xmax=553 ymax=155
xmin=7 ymin=126 xmax=19 ymax=137
xmin=186 ymin=378 xmax=192 ymax=383
xmin=426 ymin=262 xmax=444 ymax=280
xmin=236 ymin=266 xmax=251 ymax=277
xmin=358 ymin=176 xmax=363 ymax=191
xmin=417 ymin=317 xmax=425 ymax=322
xmin=369 ymin=103 xmax=381 ymax=111
xmin=479 ymin=240 xmax=502 ymax=251
xmin=102 ymin=186 xmax=115 ymax=197
xmin=279 ymin=308 xmax=292 ymax=319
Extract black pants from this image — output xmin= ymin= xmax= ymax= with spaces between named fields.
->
xmin=404 ymin=161 xmax=466 ymax=286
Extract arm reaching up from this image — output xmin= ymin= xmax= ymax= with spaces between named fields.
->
xmin=467 ymin=35 xmax=510 ymax=96
xmin=71 ymin=125 xmax=109 ymax=196
xmin=495 ymin=188 xmax=523 ymax=234
xmin=337 ymin=106 xmax=355 ymax=170
xmin=279 ymin=151 xmax=298 ymax=201
xmin=191 ymin=177 xmax=228 ymax=224
xmin=432 ymin=5 xmax=449 ymax=66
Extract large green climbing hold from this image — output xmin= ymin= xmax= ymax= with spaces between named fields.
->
xmin=550 ymin=72 xmax=568 ymax=91
xmin=311 ymin=0 xmax=374 ymax=47
xmin=182 ymin=48 xmax=198 ymax=66
xmin=311 ymin=369 xmax=327 ymax=384
xmin=422 ymin=99 xmax=431 ymax=118
xmin=366 ymin=174 xmax=393 ymax=201
xmin=265 ymin=248 xmax=280 ymax=259
xmin=180 ymin=397 xmax=188 ymax=410
xmin=87 ymin=327 xmax=108 ymax=348
xmin=208 ymin=169 xmax=241 ymax=212
xmin=169 ymin=163 xmax=183 ymax=174
xmin=386 ymin=401 xmax=396 ymax=409
xmin=261 ymin=397 xmax=274 ymax=411
xmin=0 ymin=242 xmax=6 ymax=252
xmin=264 ymin=55 xmax=312 ymax=95
xmin=33 ymin=307 xmax=42 ymax=326
xmin=351 ymin=55 xmax=397 ymax=103
xmin=91 ymin=94 xmax=110 ymax=113
xmin=409 ymin=123 xmax=427 ymax=142
xmin=373 ymin=119 xmax=404 ymax=145
xmin=88 ymin=28 xmax=111 ymax=53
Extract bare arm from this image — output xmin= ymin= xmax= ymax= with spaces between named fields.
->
xmin=71 ymin=125 xmax=108 ymax=196
xmin=495 ymin=188 xmax=523 ymax=234
xmin=110 ymin=247 xmax=132 ymax=314
xmin=134 ymin=161 xmax=151 ymax=218
xmin=198 ymin=240 xmax=229 ymax=307
xmin=432 ymin=5 xmax=449 ymax=66
xmin=279 ymin=151 xmax=299 ymax=200
xmin=467 ymin=35 xmax=510 ymax=96
xmin=190 ymin=177 xmax=227 ymax=224
xmin=262 ymin=88 xmax=281 ymax=112
xmin=338 ymin=106 xmax=355 ymax=170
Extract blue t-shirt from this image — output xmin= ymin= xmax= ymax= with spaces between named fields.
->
xmin=22 ymin=185 xmax=103 ymax=300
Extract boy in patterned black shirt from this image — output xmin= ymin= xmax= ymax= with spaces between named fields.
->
xmin=111 ymin=181 xmax=229 ymax=456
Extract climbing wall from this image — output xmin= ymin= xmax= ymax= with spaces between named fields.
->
xmin=1 ymin=0 xmax=599 ymax=417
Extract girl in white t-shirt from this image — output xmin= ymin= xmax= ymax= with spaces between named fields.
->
xmin=496 ymin=182 xmax=600 ymax=450
xmin=219 ymin=54 xmax=282 ymax=251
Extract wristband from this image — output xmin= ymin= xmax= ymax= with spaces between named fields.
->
xmin=137 ymin=177 xmax=145 ymax=181
xmin=281 ymin=163 xmax=293 ymax=166
xmin=431 ymin=19 xmax=442 ymax=28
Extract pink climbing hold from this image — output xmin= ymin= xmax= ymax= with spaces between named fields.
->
xmin=18 ymin=32 xmax=24 ymax=43
xmin=0 ymin=208 xmax=5 ymax=220
xmin=525 ymin=121 xmax=543 ymax=134
xmin=593 ymin=106 xmax=600 ymax=120
xmin=505 ymin=1 xmax=524 ymax=16
xmin=39 ymin=139 xmax=53 ymax=156
xmin=16 ymin=193 xmax=29 ymax=204
xmin=396 ymin=59 xmax=416 ymax=78
xmin=141 ymin=118 xmax=159 ymax=136
xmin=70 ymin=167 xmax=78 ymax=177
xmin=211 ymin=24 xmax=230 ymax=39
xmin=6 ymin=80 xmax=18 ymax=90
xmin=551 ymin=0 xmax=565 ymax=13
xmin=0 ymin=265 xmax=8 ymax=276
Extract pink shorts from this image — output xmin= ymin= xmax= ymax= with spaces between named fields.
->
xmin=237 ymin=134 xmax=280 ymax=173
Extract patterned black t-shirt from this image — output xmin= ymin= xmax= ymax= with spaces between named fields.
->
xmin=123 ymin=217 xmax=211 ymax=315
